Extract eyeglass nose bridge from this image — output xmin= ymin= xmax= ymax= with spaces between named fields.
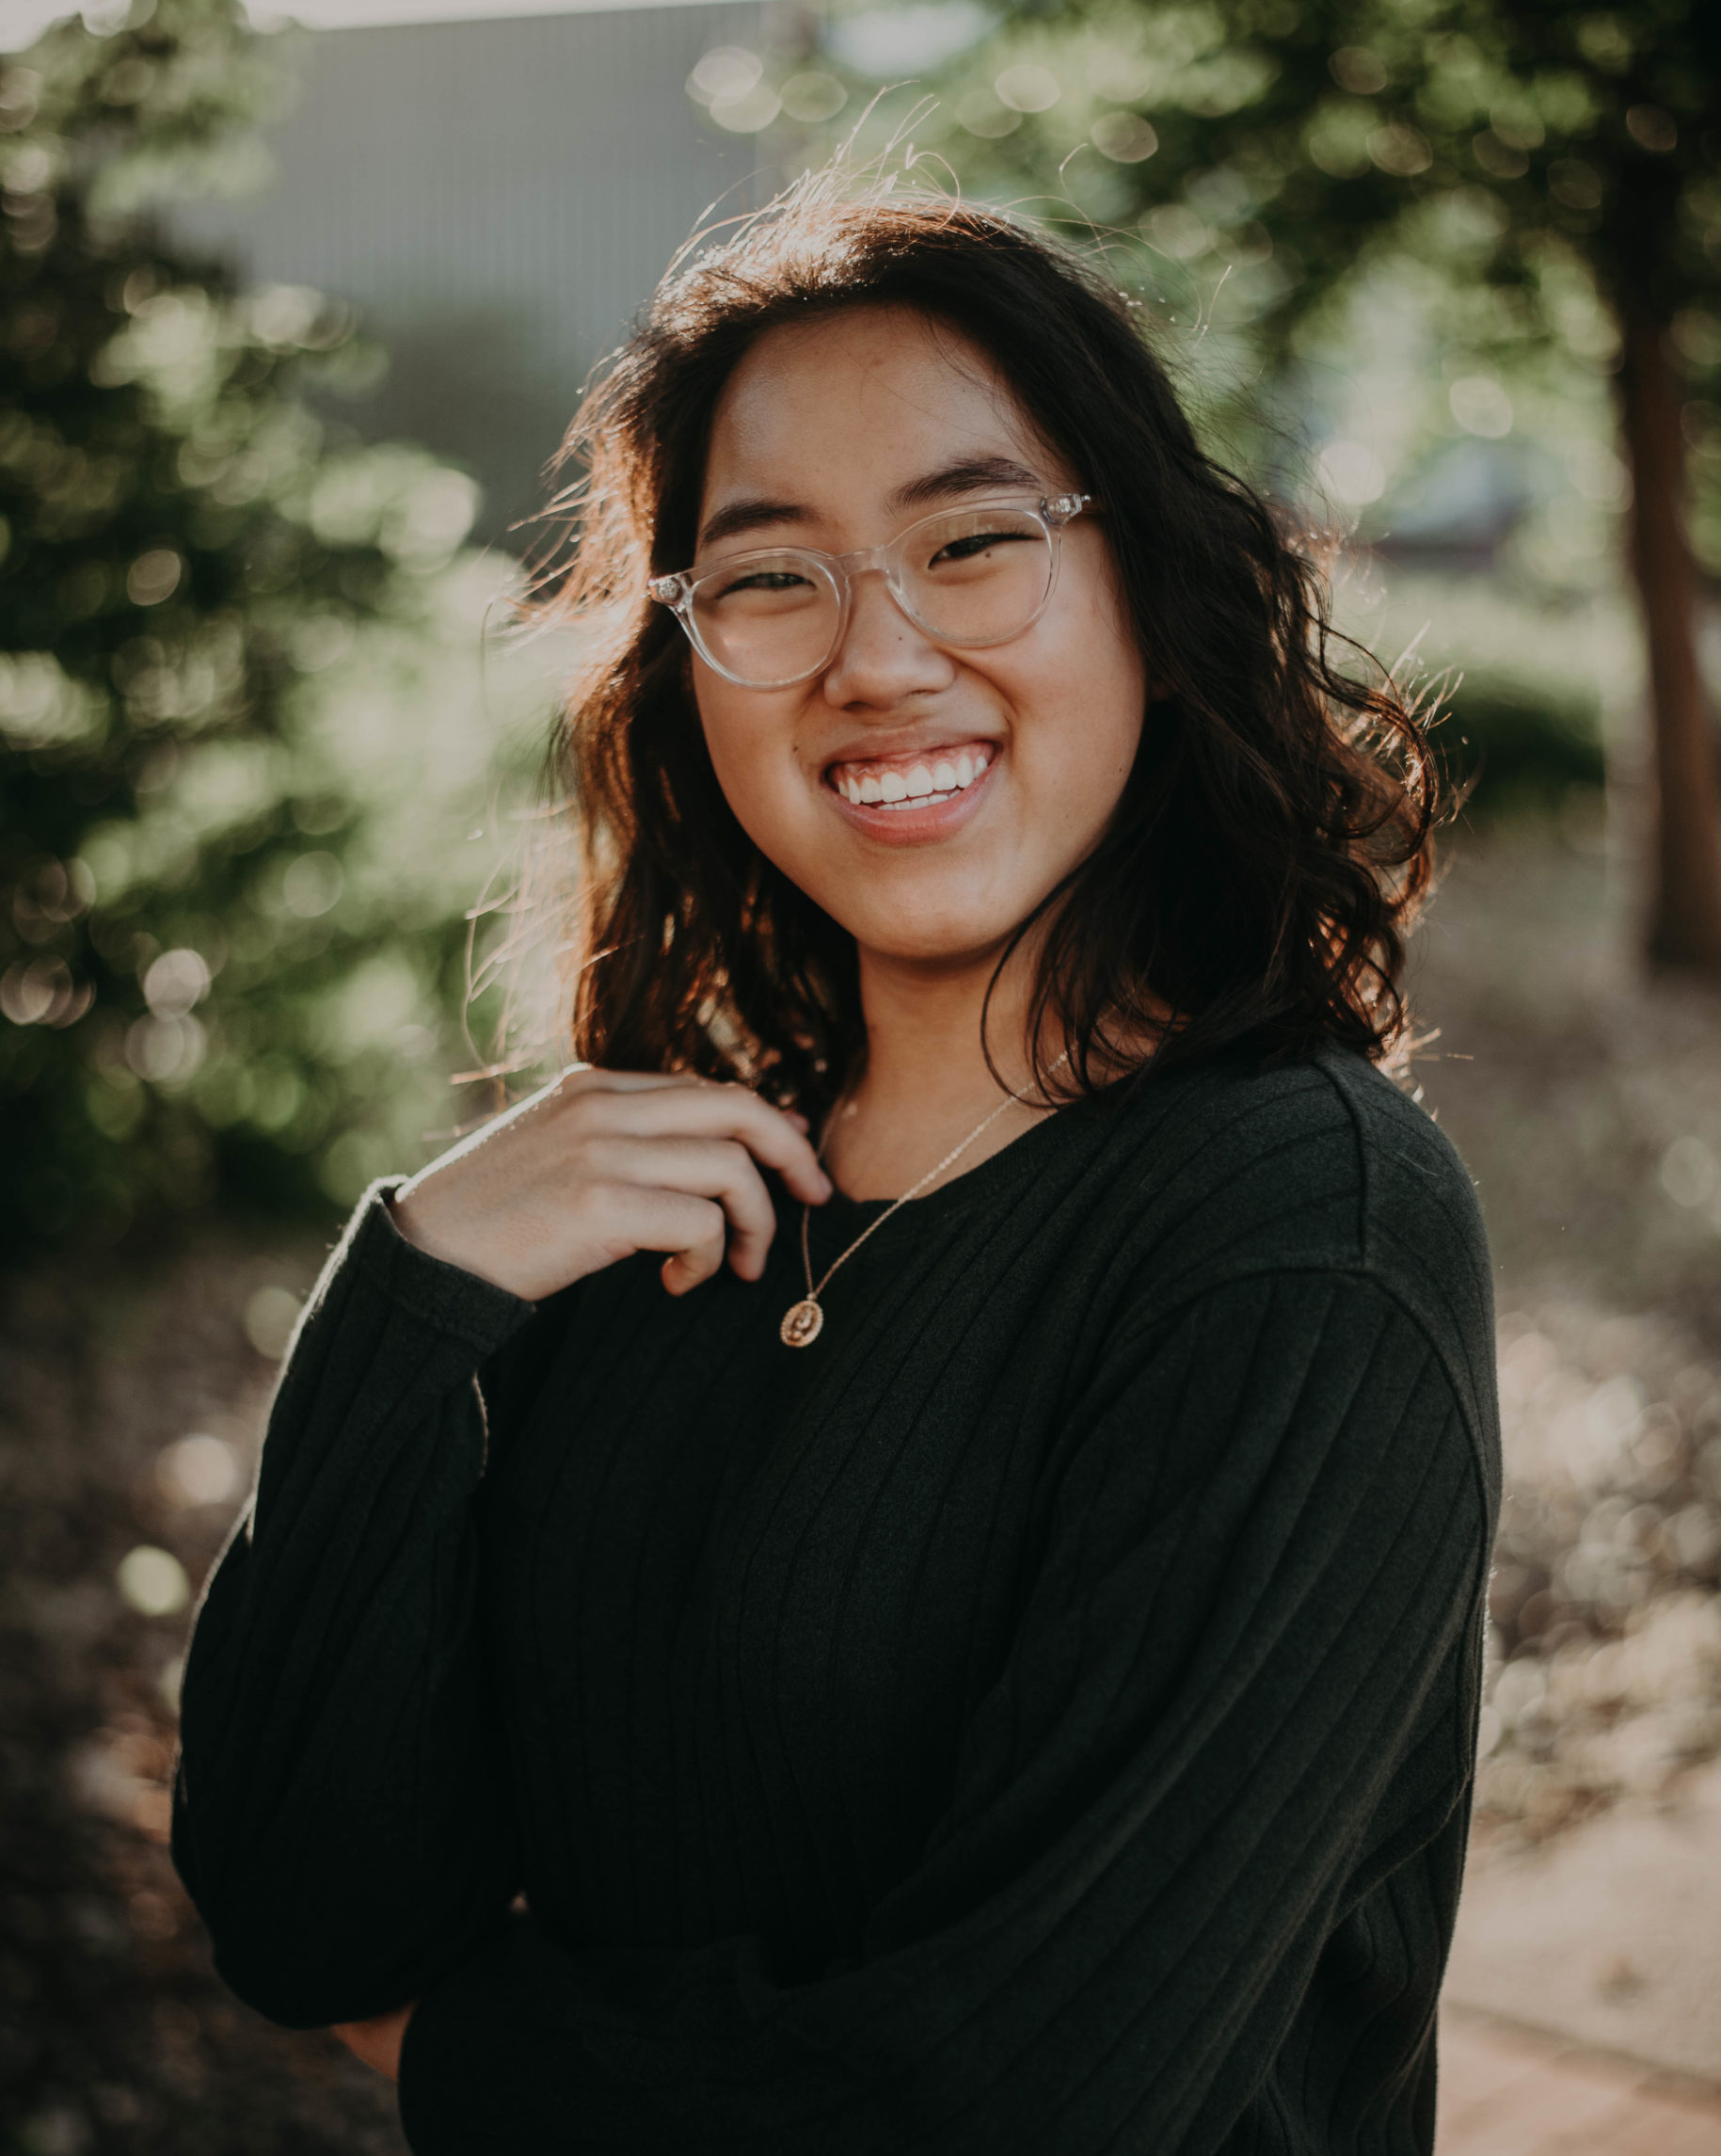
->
xmin=831 ymin=535 xmax=894 ymax=582
xmin=823 ymin=535 xmax=919 ymax=649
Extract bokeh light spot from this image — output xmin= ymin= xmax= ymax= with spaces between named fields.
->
xmin=282 ymin=850 xmax=343 ymax=918
xmin=1092 ymin=112 xmax=1157 ymax=163
xmin=1139 ymin=203 xmax=1211 ymax=260
xmin=687 ymin=45 xmax=761 ymax=104
xmin=141 ymin=947 xmax=210 ymax=1019
xmin=994 ymin=63 xmax=1060 ymax=113
xmin=1449 ymin=375 xmax=1514 ymax=438
xmin=155 ymin=1432 xmax=241 ymax=1508
xmin=1316 ymin=439 xmax=1388 ymax=505
xmin=117 ymin=1545 xmax=190 ymax=1619
xmin=1328 ymin=46 xmax=1387 ymax=94
xmin=955 ymin=89 xmax=1020 ymax=138
xmin=124 ymin=1013 xmax=205 ymax=1085
xmin=1660 ymin=1137 xmax=1718 ymax=1210
xmin=244 ymin=1284 xmax=302 ymax=1360
xmin=125 ymin=550 xmax=182 ymax=607
xmin=778 ymin=72 xmax=846 ymax=123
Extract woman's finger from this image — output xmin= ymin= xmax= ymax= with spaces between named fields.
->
xmin=582 ymin=1181 xmax=728 ymax=1291
xmin=583 ymin=1082 xmax=832 ymax=1206
xmin=598 ymin=1134 xmax=780 ymax=1281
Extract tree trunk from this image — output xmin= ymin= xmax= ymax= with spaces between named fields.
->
xmin=1616 ymin=309 xmax=1721 ymax=971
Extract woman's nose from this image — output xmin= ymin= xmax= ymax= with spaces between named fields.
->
xmin=820 ymin=569 xmax=956 ymax=710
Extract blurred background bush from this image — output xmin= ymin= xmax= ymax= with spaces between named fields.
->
xmin=1 ymin=0 xmax=1718 ymax=2149
xmin=0 ymin=0 xmax=556 ymax=1254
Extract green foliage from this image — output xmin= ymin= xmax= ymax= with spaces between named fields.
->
xmin=812 ymin=0 xmax=1720 ymax=559
xmin=0 ymin=0 xmax=509 ymax=1252
xmin=1442 ymin=679 xmax=1606 ymax=815
xmin=853 ymin=0 xmax=1720 ymax=333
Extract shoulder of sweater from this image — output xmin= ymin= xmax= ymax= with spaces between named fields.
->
xmin=1081 ymin=1046 xmax=1497 ymax=1443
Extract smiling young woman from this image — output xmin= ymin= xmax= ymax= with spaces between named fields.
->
xmin=170 ymin=185 xmax=1501 ymax=2156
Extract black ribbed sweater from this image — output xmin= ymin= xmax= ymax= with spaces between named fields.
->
xmin=172 ymin=1046 xmax=1501 ymax=2155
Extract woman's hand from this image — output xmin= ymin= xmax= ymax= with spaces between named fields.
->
xmin=390 ymin=1067 xmax=832 ymax=1303
xmin=330 ymin=2001 xmax=414 ymax=2082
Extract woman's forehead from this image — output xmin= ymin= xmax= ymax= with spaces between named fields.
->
xmin=699 ymin=305 xmax=1058 ymax=520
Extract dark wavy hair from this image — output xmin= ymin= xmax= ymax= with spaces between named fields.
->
xmin=530 ymin=180 xmax=1437 ymax=1122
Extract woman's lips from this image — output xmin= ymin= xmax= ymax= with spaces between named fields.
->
xmin=822 ymin=741 xmax=997 ymax=841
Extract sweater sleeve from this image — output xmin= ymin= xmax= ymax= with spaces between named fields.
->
xmin=170 ymin=1181 xmax=538 ymax=2028
xmin=395 ymin=1266 xmax=1493 ymax=2156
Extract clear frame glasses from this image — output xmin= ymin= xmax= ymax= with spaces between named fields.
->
xmin=647 ymin=493 xmax=1095 ymax=690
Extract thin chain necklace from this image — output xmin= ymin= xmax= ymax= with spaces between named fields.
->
xmin=779 ymin=1050 xmax=1071 ymax=1349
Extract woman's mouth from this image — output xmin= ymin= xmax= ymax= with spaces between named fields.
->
xmin=825 ymin=743 xmax=995 ymax=812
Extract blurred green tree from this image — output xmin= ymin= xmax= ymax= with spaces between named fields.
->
xmin=897 ymin=0 xmax=1721 ymax=968
xmin=0 ymin=0 xmax=501 ymax=1253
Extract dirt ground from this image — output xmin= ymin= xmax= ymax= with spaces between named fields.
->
xmin=0 ymin=1228 xmax=406 ymax=2154
xmin=2 ymin=822 xmax=1717 ymax=2154
xmin=1408 ymin=829 xmax=1721 ymax=1860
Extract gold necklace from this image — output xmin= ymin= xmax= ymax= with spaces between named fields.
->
xmin=779 ymin=1050 xmax=1071 ymax=1349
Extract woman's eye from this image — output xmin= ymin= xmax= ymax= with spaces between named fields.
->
xmin=717 ymin=569 xmax=812 ymax=596
xmin=930 ymin=529 xmax=1032 ymax=566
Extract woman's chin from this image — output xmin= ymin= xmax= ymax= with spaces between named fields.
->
xmin=832 ymin=906 xmax=1031 ymax=975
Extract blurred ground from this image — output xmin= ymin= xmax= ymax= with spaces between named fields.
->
xmin=1436 ymin=2005 xmax=1721 ymax=2154
xmin=1444 ymin=1756 xmax=1721 ymax=2084
xmin=0 ymin=1225 xmax=405 ymax=2154
xmin=1410 ymin=826 xmax=1721 ymax=1858
xmin=2 ymin=821 xmax=1719 ymax=2153
xmin=1409 ymin=822 xmax=1721 ymax=2151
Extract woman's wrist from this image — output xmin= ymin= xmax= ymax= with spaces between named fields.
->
xmin=385 ymin=1184 xmax=518 ymax=1296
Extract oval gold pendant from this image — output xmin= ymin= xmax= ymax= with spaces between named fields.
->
xmin=780 ymin=1298 xmax=824 ymax=1348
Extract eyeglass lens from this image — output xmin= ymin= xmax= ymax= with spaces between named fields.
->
xmin=688 ymin=505 xmax=1056 ymax=687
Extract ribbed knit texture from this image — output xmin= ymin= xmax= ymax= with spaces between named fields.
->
xmin=172 ymin=1046 xmax=1500 ymax=2155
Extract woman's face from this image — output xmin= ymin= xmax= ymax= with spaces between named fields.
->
xmin=691 ymin=304 xmax=1147 ymax=970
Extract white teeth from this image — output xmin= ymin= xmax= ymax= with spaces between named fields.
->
xmin=832 ymin=746 xmax=996 ymax=807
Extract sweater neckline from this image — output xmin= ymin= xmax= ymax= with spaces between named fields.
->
xmin=802 ymin=1078 xmax=1109 ymax=1246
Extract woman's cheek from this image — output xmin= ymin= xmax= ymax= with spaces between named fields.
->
xmin=699 ymin=705 xmax=821 ymax=870
xmin=698 ymin=691 xmax=769 ymax=818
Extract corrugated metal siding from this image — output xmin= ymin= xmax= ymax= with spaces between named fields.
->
xmin=170 ymin=4 xmax=772 ymax=538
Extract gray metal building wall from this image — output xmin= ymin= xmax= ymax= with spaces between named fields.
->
xmin=170 ymin=4 xmax=771 ymax=542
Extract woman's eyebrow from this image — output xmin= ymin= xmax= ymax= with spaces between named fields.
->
xmin=697 ymin=496 xmax=810 ymax=550
xmin=696 ymin=455 xmax=1045 ymax=552
xmin=887 ymin=455 xmax=1044 ymax=513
